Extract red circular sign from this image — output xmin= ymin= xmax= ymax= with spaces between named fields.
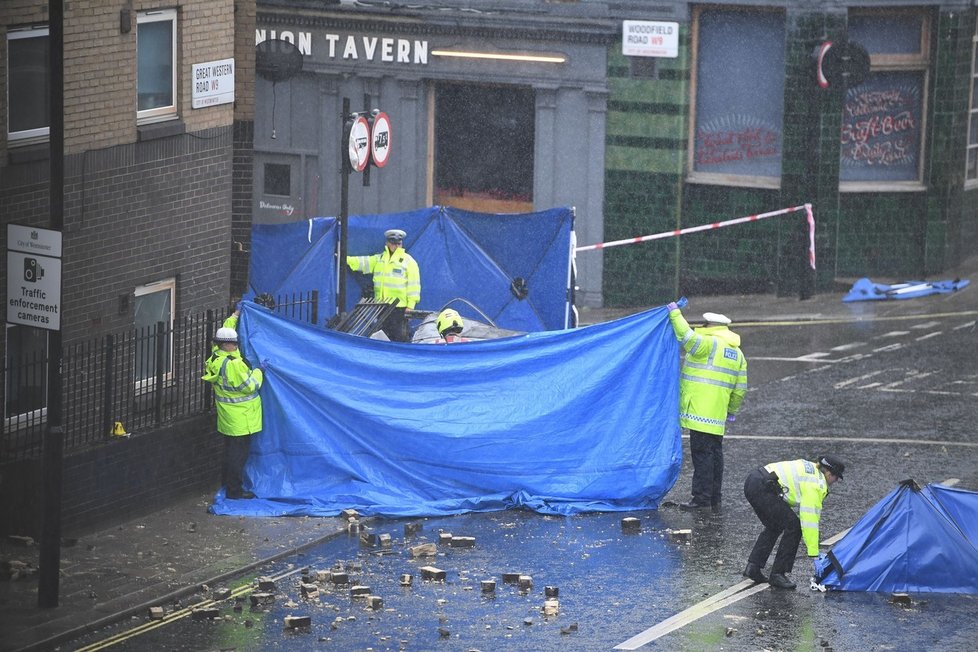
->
xmin=347 ymin=116 xmax=370 ymax=173
xmin=371 ymin=112 xmax=392 ymax=168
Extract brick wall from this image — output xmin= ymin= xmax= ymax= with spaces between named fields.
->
xmin=0 ymin=414 xmax=221 ymax=538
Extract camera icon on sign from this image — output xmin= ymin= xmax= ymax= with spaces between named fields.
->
xmin=24 ymin=257 xmax=44 ymax=283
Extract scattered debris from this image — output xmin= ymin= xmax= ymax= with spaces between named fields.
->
xmin=621 ymin=517 xmax=641 ymax=532
xmin=148 ymin=606 xmax=165 ymax=620
xmin=481 ymin=579 xmax=496 ymax=593
xmin=400 ymin=573 xmax=413 ymax=587
xmin=667 ymin=528 xmax=692 ymax=544
xmin=257 ymin=576 xmax=276 ymax=591
xmin=409 ymin=543 xmax=437 ymax=558
xmin=545 ymin=585 xmax=559 ymax=598
xmin=284 ymin=614 xmax=312 ymax=629
xmin=212 ymin=587 xmax=232 ymax=601
xmin=449 ymin=536 xmax=475 ymax=548
xmin=191 ymin=606 xmax=220 ymax=620
xmin=421 ymin=566 xmax=446 ymax=581
xmin=891 ymin=593 xmax=913 ymax=606
xmin=404 ymin=522 xmax=423 ymax=537
xmin=367 ymin=595 xmax=384 ymax=609
xmin=543 ymin=598 xmax=559 ymax=616
xmin=351 ymin=585 xmax=371 ymax=598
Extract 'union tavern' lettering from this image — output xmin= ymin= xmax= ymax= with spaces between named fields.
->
xmin=256 ymin=30 xmax=429 ymax=64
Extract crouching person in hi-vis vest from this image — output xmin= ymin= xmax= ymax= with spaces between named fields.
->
xmin=743 ymin=455 xmax=845 ymax=589
xmin=667 ymin=301 xmax=747 ymax=513
xmin=202 ymin=312 xmax=264 ymax=500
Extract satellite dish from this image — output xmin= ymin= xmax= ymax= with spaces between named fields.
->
xmin=256 ymin=39 xmax=303 ymax=83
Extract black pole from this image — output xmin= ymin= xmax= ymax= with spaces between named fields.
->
xmin=338 ymin=97 xmax=351 ymax=316
xmin=38 ymin=0 xmax=65 ymax=609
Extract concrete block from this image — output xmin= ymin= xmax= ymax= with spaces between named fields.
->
xmin=350 ymin=585 xmax=371 ymax=597
xmin=450 ymin=535 xmax=476 ymax=548
xmin=400 ymin=573 xmax=413 ymax=587
xmin=891 ymin=593 xmax=912 ymax=606
xmin=621 ymin=517 xmax=641 ymax=532
xmin=545 ymin=585 xmax=559 ymax=598
xmin=284 ymin=614 xmax=312 ymax=629
xmin=330 ymin=572 xmax=350 ymax=585
xmin=250 ymin=592 xmax=275 ymax=606
xmin=438 ymin=532 xmax=453 ymax=545
xmin=340 ymin=508 xmax=359 ymax=519
xmin=502 ymin=572 xmax=521 ymax=584
xmin=518 ymin=575 xmax=533 ymax=590
xmin=404 ymin=521 xmax=423 ymax=537
xmin=668 ymin=528 xmax=692 ymax=543
xmin=378 ymin=533 xmax=393 ymax=547
xmin=300 ymin=583 xmax=319 ymax=599
xmin=409 ymin=543 xmax=437 ymax=558
xmin=481 ymin=579 xmax=496 ymax=593
xmin=348 ymin=519 xmax=361 ymax=534
xmin=543 ymin=598 xmax=560 ymax=616
xmin=316 ymin=569 xmax=331 ymax=582
xmin=148 ymin=606 xmax=165 ymax=620
xmin=360 ymin=532 xmax=379 ymax=547
xmin=191 ymin=606 xmax=220 ymax=620
xmin=257 ymin=576 xmax=276 ymax=591
xmin=367 ymin=595 xmax=384 ymax=609
xmin=212 ymin=587 xmax=232 ymax=601
xmin=421 ymin=566 xmax=447 ymax=581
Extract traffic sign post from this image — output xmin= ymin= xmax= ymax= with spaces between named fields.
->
xmin=336 ymin=97 xmax=393 ymax=317
xmin=7 ymin=224 xmax=63 ymax=331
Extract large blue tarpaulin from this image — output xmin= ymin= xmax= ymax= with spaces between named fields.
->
xmin=210 ymin=302 xmax=682 ymax=518
xmin=247 ymin=206 xmax=575 ymax=332
xmin=814 ymin=481 xmax=978 ymax=594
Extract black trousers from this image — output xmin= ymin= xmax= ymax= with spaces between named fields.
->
xmin=381 ymin=307 xmax=410 ymax=342
xmin=744 ymin=467 xmax=802 ymax=574
xmin=689 ymin=430 xmax=723 ymax=506
xmin=222 ymin=433 xmax=253 ymax=495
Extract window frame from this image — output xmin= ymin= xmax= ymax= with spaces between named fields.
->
xmin=966 ymin=18 xmax=978 ymax=189
xmin=6 ymin=25 xmax=50 ymax=145
xmin=133 ymin=277 xmax=176 ymax=391
xmin=839 ymin=8 xmax=931 ymax=193
xmin=136 ymin=8 xmax=178 ymax=124
xmin=687 ymin=5 xmax=786 ymax=190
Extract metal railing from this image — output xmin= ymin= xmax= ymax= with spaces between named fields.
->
xmin=1 ymin=291 xmax=317 ymax=464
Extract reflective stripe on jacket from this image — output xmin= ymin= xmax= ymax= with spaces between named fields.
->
xmin=668 ymin=308 xmax=747 ymax=435
xmin=347 ymin=247 xmax=421 ymax=309
xmin=764 ymin=459 xmax=829 ymax=556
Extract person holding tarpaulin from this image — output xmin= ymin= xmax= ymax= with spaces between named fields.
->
xmin=202 ymin=308 xmax=265 ymax=500
xmin=742 ymin=455 xmax=845 ymax=589
xmin=666 ymin=301 xmax=747 ymax=512
xmin=346 ymin=228 xmax=421 ymax=342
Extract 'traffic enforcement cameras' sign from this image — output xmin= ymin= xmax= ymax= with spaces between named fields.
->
xmin=7 ymin=224 xmax=62 ymax=331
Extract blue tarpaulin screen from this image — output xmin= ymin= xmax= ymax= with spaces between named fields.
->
xmin=210 ymin=302 xmax=682 ymax=518
xmin=814 ymin=482 xmax=978 ymax=594
xmin=247 ymin=206 xmax=575 ymax=332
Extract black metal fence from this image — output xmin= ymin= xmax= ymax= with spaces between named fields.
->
xmin=1 ymin=291 xmax=318 ymax=464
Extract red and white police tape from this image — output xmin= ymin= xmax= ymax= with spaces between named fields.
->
xmin=576 ymin=203 xmax=816 ymax=270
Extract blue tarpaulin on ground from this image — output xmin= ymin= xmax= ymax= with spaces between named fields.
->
xmin=247 ymin=206 xmax=575 ymax=332
xmin=209 ymin=302 xmax=682 ymax=518
xmin=814 ymin=481 xmax=978 ymax=594
xmin=842 ymin=278 xmax=969 ymax=302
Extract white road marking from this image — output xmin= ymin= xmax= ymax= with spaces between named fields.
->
xmin=872 ymin=343 xmax=905 ymax=353
xmin=910 ymin=321 xmax=942 ymax=329
xmin=952 ymin=321 xmax=976 ymax=330
xmin=876 ymin=331 xmax=910 ymax=338
xmin=834 ymin=371 xmax=885 ymax=388
xmin=830 ymin=342 xmax=866 ymax=351
xmin=914 ymin=331 xmax=942 ymax=341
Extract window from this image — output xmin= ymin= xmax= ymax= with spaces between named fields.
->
xmin=137 ymin=9 xmax=177 ymax=122
xmin=840 ymin=10 xmax=930 ymax=190
xmin=6 ymin=26 xmax=50 ymax=143
xmin=433 ymin=83 xmax=535 ymax=214
xmin=134 ymin=278 xmax=174 ymax=388
xmin=967 ymin=22 xmax=978 ymax=186
xmin=4 ymin=325 xmax=48 ymax=427
xmin=689 ymin=7 xmax=786 ymax=187
xmin=264 ymin=163 xmax=291 ymax=196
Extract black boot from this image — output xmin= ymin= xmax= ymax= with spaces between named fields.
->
xmin=743 ymin=563 xmax=768 ymax=584
xmin=768 ymin=573 xmax=796 ymax=590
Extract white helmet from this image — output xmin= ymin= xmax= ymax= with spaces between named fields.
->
xmin=213 ymin=327 xmax=238 ymax=343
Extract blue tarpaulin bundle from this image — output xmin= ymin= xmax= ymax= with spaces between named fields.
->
xmin=814 ymin=481 xmax=978 ymax=594
xmin=209 ymin=302 xmax=682 ymax=518
xmin=247 ymin=206 xmax=575 ymax=332
xmin=842 ymin=278 xmax=969 ymax=302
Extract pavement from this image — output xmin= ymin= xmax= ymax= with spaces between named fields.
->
xmin=3 ymin=256 xmax=977 ymax=652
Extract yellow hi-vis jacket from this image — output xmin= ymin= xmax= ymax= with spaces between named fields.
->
xmin=346 ymin=246 xmax=421 ymax=309
xmin=668 ymin=308 xmax=747 ymax=435
xmin=764 ymin=459 xmax=829 ymax=556
xmin=202 ymin=314 xmax=264 ymax=436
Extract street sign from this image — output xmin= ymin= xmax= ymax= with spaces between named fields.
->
xmin=347 ymin=115 xmax=370 ymax=172
xmin=6 ymin=224 xmax=62 ymax=331
xmin=371 ymin=112 xmax=392 ymax=168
